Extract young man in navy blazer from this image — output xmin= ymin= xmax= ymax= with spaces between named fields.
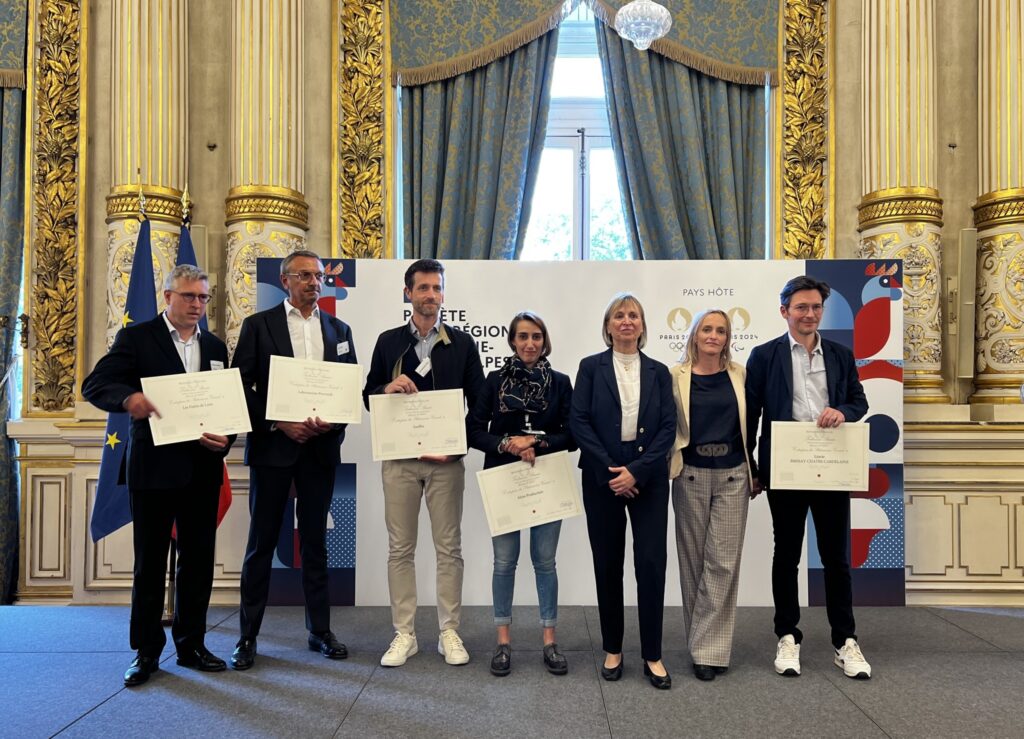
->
xmin=82 ymin=265 xmax=234 ymax=687
xmin=745 ymin=275 xmax=873 ymax=680
xmin=230 ymin=250 xmax=357 ymax=670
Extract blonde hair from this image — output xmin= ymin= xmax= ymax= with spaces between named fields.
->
xmin=683 ymin=308 xmax=732 ymax=369
xmin=602 ymin=292 xmax=647 ymax=349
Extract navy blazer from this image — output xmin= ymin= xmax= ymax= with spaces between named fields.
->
xmin=81 ymin=315 xmax=234 ymax=491
xmin=744 ymin=332 xmax=868 ymax=489
xmin=232 ymin=303 xmax=357 ymax=468
xmin=570 ymin=349 xmax=676 ymax=489
xmin=467 ymin=365 xmax=576 ymax=470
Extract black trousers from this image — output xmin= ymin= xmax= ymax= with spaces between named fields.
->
xmin=767 ymin=489 xmax=856 ymax=649
xmin=129 ymin=471 xmax=220 ymax=657
xmin=582 ymin=468 xmax=669 ymax=662
xmin=239 ymin=446 xmax=336 ymax=639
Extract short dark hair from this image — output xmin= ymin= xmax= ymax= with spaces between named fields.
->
xmin=780 ymin=275 xmax=831 ymax=307
xmin=507 ymin=311 xmax=552 ymax=358
xmin=280 ymin=249 xmax=323 ymax=275
xmin=404 ymin=259 xmax=445 ymax=290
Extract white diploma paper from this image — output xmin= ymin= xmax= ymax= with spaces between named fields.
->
xmin=770 ymin=421 xmax=869 ymax=491
xmin=266 ymin=355 xmax=364 ymax=424
xmin=369 ymin=388 xmax=468 ymax=461
xmin=476 ymin=451 xmax=583 ymax=537
xmin=142 ymin=368 xmax=251 ymax=446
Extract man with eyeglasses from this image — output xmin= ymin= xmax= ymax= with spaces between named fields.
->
xmin=83 ymin=264 xmax=234 ymax=686
xmin=744 ymin=275 xmax=872 ymax=681
xmin=230 ymin=249 xmax=357 ymax=670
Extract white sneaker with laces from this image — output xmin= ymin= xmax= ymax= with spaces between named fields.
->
xmin=774 ymin=634 xmax=801 ymax=676
xmin=438 ymin=628 xmax=470 ymax=665
xmin=834 ymin=638 xmax=871 ymax=679
xmin=380 ymin=632 xmax=418 ymax=667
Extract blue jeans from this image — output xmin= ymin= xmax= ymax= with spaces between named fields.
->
xmin=492 ymin=519 xmax=561 ymax=627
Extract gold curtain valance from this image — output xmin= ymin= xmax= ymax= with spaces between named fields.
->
xmin=0 ymin=0 xmax=27 ymax=89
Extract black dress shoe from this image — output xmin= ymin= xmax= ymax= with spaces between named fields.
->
xmin=692 ymin=663 xmax=716 ymax=681
xmin=230 ymin=638 xmax=257 ymax=671
xmin=490 ymin=644 xmax=511 ymax=677
xmin=713 ymin=665 xmax=728 ymax=675
xmin=309 ymin=630 xmax=348 ymax=659
xmin=543 ymin=643 xmax=568 ymax=675
xmin=123 ymin=653 xmax=160 ymax=687
xmin=643 ymin=661 xmax=672 ymax=690
xmin=176 ymin=645 xmax=227 ymax=672
xmin=600 ymin=659 xmax=623 ymax=681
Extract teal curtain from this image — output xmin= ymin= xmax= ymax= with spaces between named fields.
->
xmin=596 ymin=21 xmax=766 ymax=260
xmin=402 ymin=27 xmax=558 ymax=260
xmin=0 ymin=2 xmax=25 ymax=604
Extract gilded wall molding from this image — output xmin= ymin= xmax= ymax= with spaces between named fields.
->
xmin=336 ymin=0 xmax=386 ymax=259
xmin=28 ymin=0 xmax=85 ymax=413
xmin=973 ymin=189 xmax=1024 ymax=232
xmin=858 ymin=187 xmax=944 ymax=231
xmin=225 ymin=185 xmax=310 ymax=231
xmin=779 ymin=0 xmax=829 ymax=260
xmin=105 ymin=185 xmax=184 ymax=225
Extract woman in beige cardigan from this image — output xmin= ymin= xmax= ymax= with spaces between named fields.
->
xmin=669 ymin=309 xmax=755 ymax=682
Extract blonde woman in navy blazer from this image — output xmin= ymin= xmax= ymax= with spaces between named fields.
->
xmin=570 ymin=293 xmax=676 ymax=689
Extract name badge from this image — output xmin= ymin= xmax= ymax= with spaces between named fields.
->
xmin=337 ymin=341 xmax=349 ymax=356
xmin=415 ymin=357 xmax=432 ymax=377
xmin=210 ymin=360 xmax=224 ymax=370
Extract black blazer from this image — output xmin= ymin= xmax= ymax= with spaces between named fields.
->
xmin=744 ymin=332 xmax=869 ymax=489
xmin=570 ymin=349 xmax=676 ymax=489
xmin=467 ymin=365 xmax=576 ymax=469
xmin=81 ymin=315 xmax=233 ymax=491
xmin=232 ymin=303 xmax=357 ymax=467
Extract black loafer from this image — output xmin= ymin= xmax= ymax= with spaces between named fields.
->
xmin=309 ymin=630 xmax=348 ymax=659
xmin=230 ymin=638 xmax=257 ymax=671
xmin=124 ymin=653 xmax=160 ymax=687
xmin=176 ymin=645 xmax=226 ymax=672
xmin=490 ymin=644 xmax=511 ymax=677
xmin=692 ymin=663 xmax=716 ymax=681
xmin=543 ymin=643 xmax=568 ymax=675
xmin=600 ymin=659 xmax=623 ymax=681
xmin=644 ymin=661 xmax=672 ymax=690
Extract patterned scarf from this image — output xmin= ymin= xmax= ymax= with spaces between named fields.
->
xmin=498 ymin=355 xmax=551 ymax=414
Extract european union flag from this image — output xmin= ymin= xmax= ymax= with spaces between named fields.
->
xmin=90 ymin=219 xmax=157 ymax=541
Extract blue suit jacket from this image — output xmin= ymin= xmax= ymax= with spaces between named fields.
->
xmin=570 ymin=349 xmax=676 ymax=489
xmin=744 ymin=333 xmax=868 ymax=489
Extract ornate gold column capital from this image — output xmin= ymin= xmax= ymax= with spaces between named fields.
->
xmin=225 ymin=185 xmax=310 ymax=231
xmin=105 ymin=185 xmax=184 ymax=224
xmin=857 ymin=187 xmax=944 ymax=231
xmin=973 ymin=188 xmax=1024 ymax=231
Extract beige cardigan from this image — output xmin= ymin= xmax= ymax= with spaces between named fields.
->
xmin=668 ymin=360 xmax=753 ymax=489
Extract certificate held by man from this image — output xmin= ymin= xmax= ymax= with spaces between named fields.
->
xmin=770 ymin=421 xmax=869 ymax=491
xmin=369 ymin=388 xmax=468 ymax=461
xmin=142 ymin=367 xmax=251 ymax=446
xmin=476 ymin=451 xmax=582 ymax=537
xmin=266 ymin=355 xmax=363 ymax=424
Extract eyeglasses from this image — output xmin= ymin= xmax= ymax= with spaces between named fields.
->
xmin=285 ymin=271 xmax=326 ymax=283
xmin=169 ymin=291 xmax=212 ymax=304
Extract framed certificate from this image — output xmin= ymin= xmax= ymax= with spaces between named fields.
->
xmin=266 ymin=355 xmax=363 ymax=424
xmin=369 ymin=388 xmax=468 ymax=461
xmin=476 ymin=451 xmax=583 ymax=537
xmin=142 ymin=368 xmax=252 ymax=446
xmin=769 ymin=421 xmax=870 ymax=491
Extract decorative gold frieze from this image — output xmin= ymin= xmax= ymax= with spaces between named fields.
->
xmin=780 ymin=0 xmax=829 ymax=260
xmin=858 ymin=187 xmax=944 ymax=231
xmin=225 ymin=185 xmax=310 ymax=231
xmin=973 ymin=228 xmax=1024 ymax=403
xmin=29 ymin=0 xmax=84 ymax=413
xmin=337 ymin=0 xmax=386 ymax=259
xmin=973 ymin=188 xmax=1024 ymax=232
xmin=105 ymin=185 xmax=184 ymax=224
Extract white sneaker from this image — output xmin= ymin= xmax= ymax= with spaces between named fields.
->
xmin=437 ymin=629 xmax=470 ymax=665
xmin=774 ymin=634 xmax=801 ymax=676
xmin=380 ymin=632 xmax=418 ymax=667
xmin=834 ymin=638 xmax=871 ymax=679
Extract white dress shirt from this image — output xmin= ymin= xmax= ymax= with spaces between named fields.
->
xmin=789 ymin=331 xmax=828 ymax=422
xmin=284 ymin=299 xmax=324 ymax=361
xmin=162 ymin=312 xmax=201 ymax=373
xmin=612 ymin=350 xmax=641 ymax=442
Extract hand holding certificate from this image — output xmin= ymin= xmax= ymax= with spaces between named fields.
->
xmin=266 ymin=355 xmax=363 ymax=424
xmin=477 ymin=451 xmax=583 ymax=536
xmin=142 ymin=368 xmax=251 ymax=446
xmin=369 ymin=388 xmax=467 ymax=461
xmin=770 ymin=421 xmax=869 ymax=491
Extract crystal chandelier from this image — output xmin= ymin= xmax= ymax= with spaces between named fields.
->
xmin=614 ymin=0 xmax=673 ymax=51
